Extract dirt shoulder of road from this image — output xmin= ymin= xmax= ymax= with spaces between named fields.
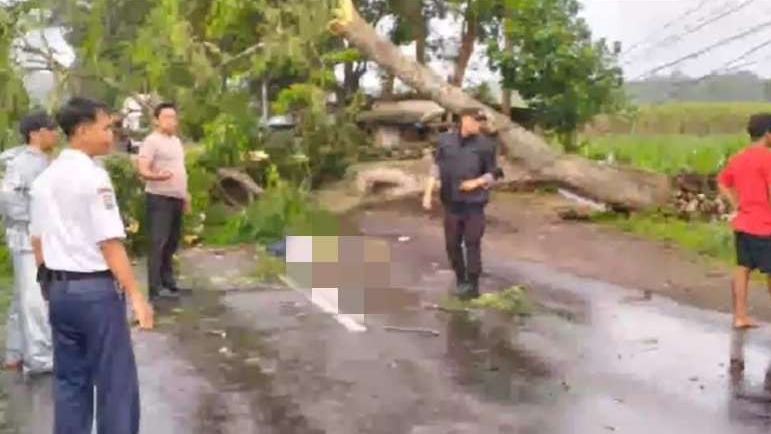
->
xmin=361 ymin=191 xmax=771 ymax=323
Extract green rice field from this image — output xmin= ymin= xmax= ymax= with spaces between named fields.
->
xmin=580 ymin=133 xmax=746 ymax=174
xmin=592 ymin=102 xmax=771 ymax=135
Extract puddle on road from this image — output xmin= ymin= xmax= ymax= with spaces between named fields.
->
xmin=165 ymin=289 xmax=327 ymax=434
xmin=349 ymin=203 xmax=771 ymax=432
xmin=443 ymin=312 xmax=552 ymax=405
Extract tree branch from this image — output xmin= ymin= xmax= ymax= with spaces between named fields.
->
xmin=220 ymin=42 xmax=265 ymax=68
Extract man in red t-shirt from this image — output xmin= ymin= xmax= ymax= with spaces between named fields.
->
xmin=717 ymin=113 xmax=771 ymax=329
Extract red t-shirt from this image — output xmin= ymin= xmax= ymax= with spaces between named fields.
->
xmin=718 ymin=145 xmax=771 ymax=236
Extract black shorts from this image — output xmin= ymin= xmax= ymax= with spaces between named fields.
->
xmin=735 ymin=231 xmax=771 ymax=273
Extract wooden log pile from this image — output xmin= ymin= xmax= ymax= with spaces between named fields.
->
xmin=670 ymin=172 xmax=730 ymax=222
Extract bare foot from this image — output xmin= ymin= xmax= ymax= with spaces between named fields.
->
xmin=733 ymin=318 xmax=759 ymax=329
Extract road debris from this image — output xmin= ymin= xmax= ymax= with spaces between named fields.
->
xmin=244 ymin=357 xmax=262 ymax=367
xmin=421 ymin=302 xmax=470 ymax=313
xmin=206 ymin=329 xmax=227 ymax=338
xmin=383 ymin=326 xmax=440 ymax=337
xmin=398 ymin=236 xmax=411 ymax=242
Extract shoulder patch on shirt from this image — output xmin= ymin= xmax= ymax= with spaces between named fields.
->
xmin=98 ymin=187 xmax=115 ymax=210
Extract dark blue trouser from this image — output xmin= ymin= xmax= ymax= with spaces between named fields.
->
xmin=48 ymin=277 xmax=140 ymax=434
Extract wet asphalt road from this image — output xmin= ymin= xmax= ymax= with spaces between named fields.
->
xmin=5 ymin=206 xmax=771 ymax=433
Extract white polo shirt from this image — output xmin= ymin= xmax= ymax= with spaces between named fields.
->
xmin=30 ymin=149 xmax=126 ymax=272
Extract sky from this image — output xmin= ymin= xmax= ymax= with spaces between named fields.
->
xmin=355 ymin=0 xmax=771 ymax=93
xmin=580 ymin=0 xmax=771 ymax=79
xmin=21 ymin=0 xmax=771 ymax=101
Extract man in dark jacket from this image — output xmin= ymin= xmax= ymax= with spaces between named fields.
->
xmin=422 ymin=107 xmax=497 ymax=299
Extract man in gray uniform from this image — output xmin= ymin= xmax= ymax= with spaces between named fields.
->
xmin=1 ymin=112 xmax=58 ymax=374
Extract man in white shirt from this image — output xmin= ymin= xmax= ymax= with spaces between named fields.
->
xmin=30 ymin=97 xmax=153 ymax=434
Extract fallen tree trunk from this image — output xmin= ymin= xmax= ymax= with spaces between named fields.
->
xmin=328 ymin=0 xmax=671 ymax=210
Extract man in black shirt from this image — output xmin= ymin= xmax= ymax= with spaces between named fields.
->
xmin=422 ymin=107 xmax=497 ymax=300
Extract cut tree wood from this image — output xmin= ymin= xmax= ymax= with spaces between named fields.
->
xmin=216 ymin=168 xmax=264 ymax=207
xmin=328 ymin=0 xmax=672 ymax=210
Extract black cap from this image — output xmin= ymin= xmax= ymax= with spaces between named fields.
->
xmin=19 ymin=111 xmax=57 ymax=142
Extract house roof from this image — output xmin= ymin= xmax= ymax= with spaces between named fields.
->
xmin=357 ymin=100 xmax=446 ymax=125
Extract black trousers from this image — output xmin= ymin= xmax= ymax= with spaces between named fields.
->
xmin=443 ymin=206 xmax=486 ymax=281
xmin=146 ymin=193 xmax=183 ymax=296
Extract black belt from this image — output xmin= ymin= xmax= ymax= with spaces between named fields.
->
xmin=48 ymin=269 xmax=113 ymax=282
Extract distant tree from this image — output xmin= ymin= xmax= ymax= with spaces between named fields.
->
xmin=488 ymin=0 xmax=624 ymax=149
xmin=0 ymin=1 xmax=34 ymax=148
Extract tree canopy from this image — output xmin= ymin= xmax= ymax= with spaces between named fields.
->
xmin=1 ymin=0 xmax=625 ymax=150
xmin=488 ymin=0 xmax=624 ymax=147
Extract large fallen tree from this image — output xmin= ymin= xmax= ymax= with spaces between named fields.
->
xmin=328 ymin=0 xmax=672 ymax=210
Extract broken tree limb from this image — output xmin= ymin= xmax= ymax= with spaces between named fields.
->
xmin=329 ymin=0 xmax=672 ymax=210
xmin=383 ymin=326 xmax=440 ymax=337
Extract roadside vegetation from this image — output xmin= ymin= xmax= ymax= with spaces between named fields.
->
xmin=590 ymin=102 xmax=771 ymax=135
xmin=579 ymin=134 xmax=744 ymax=175
xmin=581 ymin=104 xmax=759 ymax=266
xmin=592 ymin=212 xmax=735 ymax=265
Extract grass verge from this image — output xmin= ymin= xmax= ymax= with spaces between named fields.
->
xmin=579 ymin=134 xmax=744 ymax=175
xmin=254 ymin=250 xmax=286 ymax=283
xmin=592 ymin=212 xmax=734 ymax=264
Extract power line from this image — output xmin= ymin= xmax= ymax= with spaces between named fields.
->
xmin=620 ymin=0 xmax=712 ymax=58
xmin=632 ymin=18 xmax=771 ymax=80
xmin=721 ymin=37 xmax=771 ymax=71
xmin=623 ymin=0 xmax=757 ymax=65
xmin=720 ymin=51 xmax=771 ymax=73
xmin=656 ymin=37 xmax=771 ymax=100
xmin=664 ymin=0 xmax=757 ymax=44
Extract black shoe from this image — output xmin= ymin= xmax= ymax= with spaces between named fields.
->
xmin=151 ymin=288 xmax=180 ymax=300
xmin=167 ymin=286 xmax=192 ymax=295
xmin=461 ymin=274 xmax=481 ymax=300
xmin=454 ymin=274 xmax=468 ymax=296
xmin=455 ymin=281 xmax=471 ymax=298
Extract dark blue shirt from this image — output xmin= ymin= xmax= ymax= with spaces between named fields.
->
xmin=434 ymin=132 xmax=497 ymax=209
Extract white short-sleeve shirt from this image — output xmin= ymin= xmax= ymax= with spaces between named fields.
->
xmin=30 ymin=149 xmax=126 ymax=272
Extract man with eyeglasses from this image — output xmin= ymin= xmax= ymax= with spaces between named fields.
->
xmin=422 ymin=107 xmax=498 ymax=300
